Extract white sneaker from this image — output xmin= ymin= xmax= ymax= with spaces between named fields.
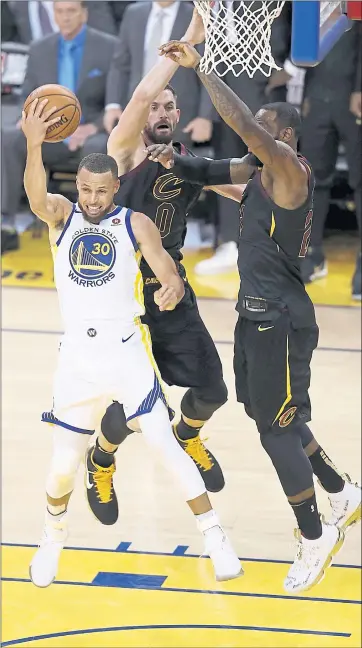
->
xmin=194 ymin=242 xmax=238 ymax=276
xmin=30 ymin=514 xmax=68 ymax=588
xmin=197 ymin=513 xmax=243 ymax=582
xmin=323 ymin=476 xmax=362 ymax=532
xmin=284 ymin=520 xmax=345 ymax=594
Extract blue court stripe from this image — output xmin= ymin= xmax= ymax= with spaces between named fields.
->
xmin=92 ymin=572 xmax=167 ymax=589
xmin=1 ymin=624 xmax=351 ymax=646
xmin=2 ymin=541 xmax=361 ymax=570
xmin=1 ymin=328 xmax=361 ymax=354
xmin=172 ymin=545 xmax=189 ymax=555
xmin=2 ymin=576 xmax=361 ymax=605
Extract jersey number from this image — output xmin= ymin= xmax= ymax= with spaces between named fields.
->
xmin=92 ymin=242 xmax=110 ymax=256
xmin=299 ymin=209 xmax=313 ymax=258
xmin=155 ymin=202 xmax=175 ymax=239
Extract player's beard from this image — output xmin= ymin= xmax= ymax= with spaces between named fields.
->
xmin=78 ymin=200 xmax=115 ymax=224
xmin=144 ymin=123 xmax=174 ymax=145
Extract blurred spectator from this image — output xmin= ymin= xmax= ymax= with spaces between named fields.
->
xmin=108 ymin=1 xmax=134 ymax=32
xmin=104 ymin=1 xmax=215 ymax=145
xmin=193 ymin=1 xmax=292 ymax=276
xmin=1 ymin=0 xmax=118 ymax=249
xmin=1 ymin=1 xmax=19 ymax=42
xmin=300 ymin=23 xmax=361 ymax=300
xmin=8 ymin=0 xmax=117 ymax=43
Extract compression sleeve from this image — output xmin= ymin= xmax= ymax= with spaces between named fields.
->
xmin=172 ymin=153 xmax=232 ymax=186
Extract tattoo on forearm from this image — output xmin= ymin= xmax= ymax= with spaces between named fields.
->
xmin=196 ymin=68 xmax=254 ymax=129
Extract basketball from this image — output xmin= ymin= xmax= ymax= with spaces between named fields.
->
xmin=23 ymin=84 xmax=81 ymax=143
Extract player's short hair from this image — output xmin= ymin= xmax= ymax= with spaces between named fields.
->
xmin=78 ymin=153 xmax=119 ymax=180
xmin=261 ymin=102 xmax=302 ymax=140
xmin=164 ymin=84 xmax=177 ymax=102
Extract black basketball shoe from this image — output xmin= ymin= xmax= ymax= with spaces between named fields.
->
xmin=85 ymin=446 xmax=118 ymax=525
xmin=173 ymin=427 xmax=225 ymax=493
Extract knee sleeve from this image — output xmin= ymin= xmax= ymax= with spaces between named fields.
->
xmin=260 ymin=425 xmax=314 ymax=498
xmin=101 ymin=401 xmax=132 ymax=446
xmin=46 ymin=426 xmax=88 ymax=499
xmin=139 ymin=400 xmax=205 ymax=501
xmin=181 ymin=380 xmax=228 ymax=422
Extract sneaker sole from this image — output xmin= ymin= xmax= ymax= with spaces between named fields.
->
xmin=286 ymin=527 xmax=345 ymax=594
xmin=341 ymin=501 xmax=362 ymax=533
xmin=29 ymin=565 xmax=55 ymax=588
xmin=310 ymin=266 xmax=328 ymax=282
xmin=216 ymin=567 xmax=244 ymax=582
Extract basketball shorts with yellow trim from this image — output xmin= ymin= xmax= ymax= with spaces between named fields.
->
xmin=42 ymin=321 xmax=172 ymax=435
xmin=234 ymin=311 xmax=319 ymax=434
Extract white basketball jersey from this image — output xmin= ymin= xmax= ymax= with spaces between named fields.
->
xmin=52 ymin=204 xmax=145 ymax=332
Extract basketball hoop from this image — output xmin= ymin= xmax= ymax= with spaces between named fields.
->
xmin=193 ymin=0 xmax=285 ymax=78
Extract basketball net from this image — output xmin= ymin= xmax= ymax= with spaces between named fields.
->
xmin=193 ymin=0 xmax=286 ymax=78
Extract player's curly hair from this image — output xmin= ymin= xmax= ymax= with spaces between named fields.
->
xmin=261 ymin=102 xmax=302 ymax=140
xmin=78 ymin=153 xmax=119 ymax=179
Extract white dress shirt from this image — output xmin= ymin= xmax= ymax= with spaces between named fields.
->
xmin=28 ymin=1 xmax=58 ymax=41
xmin=144 ymin=1 xmax=180 ymax=53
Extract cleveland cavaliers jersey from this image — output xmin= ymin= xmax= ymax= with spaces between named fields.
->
xmin=51 ymin=203 xmax=144 ymax=332
xmin=237 ymin=155 xmax=316 ymax=328
xmin=114 ymin=143 xmax=202 ymax=279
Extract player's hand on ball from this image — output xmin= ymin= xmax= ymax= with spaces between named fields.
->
xmin=159 ymin=41 xmax=201 ymax=69
xmin=21 ymin=98 xmax=61 ymax=147
xmin=154 ymin=285 xmax=178 ymax=311
xmin=146 ymin=143 xmax=175 ymax=169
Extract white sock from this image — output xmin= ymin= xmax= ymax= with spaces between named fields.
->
xmin=196 ymin=509 xmax=222 ymax=536
xmin=46 ymin=504 xmax=67 ymax=524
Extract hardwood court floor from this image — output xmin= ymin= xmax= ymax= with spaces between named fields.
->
xmin=2 ymin=286 xmax=361 ymax=648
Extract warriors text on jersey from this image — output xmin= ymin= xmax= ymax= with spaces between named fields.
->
xmin=237 ymin=155 xmax=316 ymax=328
xmin=51 ymin=203 xmax=144 ymax=331
xmin=115 ymin=143 xmax=202 ymax=279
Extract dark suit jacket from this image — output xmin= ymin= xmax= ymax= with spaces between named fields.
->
xmin=1 ymin=1 xmax=19 ymax=42
xmin=9 ymin=1 xmax=117 ymax=44
xmin=106 ymin=1 xmax=215 ymax=141
xmin=21 ymin=26 xmax=118 ymax=128
xmin=108 ymin=1 xmax=134 ymax=32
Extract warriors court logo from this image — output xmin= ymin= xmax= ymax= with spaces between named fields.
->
xmin=279 ymin=406 xmax=297 ymax=428
xmin=69 ymin=232 xmax=116 ymax=287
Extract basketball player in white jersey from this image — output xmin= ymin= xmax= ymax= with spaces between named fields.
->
xmin=21 ymin=98 xmax=242 ymax=588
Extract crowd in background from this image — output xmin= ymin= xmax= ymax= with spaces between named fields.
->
xmin=1 ymin=0 xmax=361 ymax=299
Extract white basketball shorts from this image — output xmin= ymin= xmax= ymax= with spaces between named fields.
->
xmin=42 ymin=320 xmax=171 ymax=435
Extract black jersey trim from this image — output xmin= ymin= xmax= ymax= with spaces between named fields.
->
xmin=118 ymin=157 xmax=149 ymax=182
xmin=55 ymin=203 xmax=76 ymax=247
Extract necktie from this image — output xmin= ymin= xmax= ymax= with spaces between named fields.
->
xmin=59 ymin=41 xmax=76 ymax=93
xmin=144 ymin=10 xmax=165 ymax=75
xmin=38 ymin=2 xmax=53 ymax=37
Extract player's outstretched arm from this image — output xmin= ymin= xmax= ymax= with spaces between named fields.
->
xmin=159 ymin=41 xmax=303 ymax=180
xmin=131 ymin=211 xmax=185 ymax=311
xmin=146 ymin=143 xmax=255 ymax=193
xmin=22 ymin=99 xmax=72 ymax=226
xmin=107 ymin=8 xmax=205 ymax=163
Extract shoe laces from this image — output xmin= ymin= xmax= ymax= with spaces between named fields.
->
xmin=93 ymin=464 xmax=115 ymax=504
xmin=182 ymin=436 xmax=214 ymax=470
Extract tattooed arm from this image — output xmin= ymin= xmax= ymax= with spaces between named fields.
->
xmin=159 ymin=41 xmax=304 ymax=180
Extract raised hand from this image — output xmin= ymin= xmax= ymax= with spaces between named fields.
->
xmin=159 ymin=41 xmax=201 ymax=69
xmin=21 ymin=99 xmax=61 ymax=147
xmin=146 ymin=143 xmax=175 ymax=169
xmin=183 ymin=7 xmax=206 ymax=46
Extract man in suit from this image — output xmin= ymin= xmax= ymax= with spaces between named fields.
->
xmin=104 ymin=0 xmax=214 ymax=145
xmin=8 ymin=0 xmax=117 ymax=43
xmin=1 ymin=0 xmax=118 ymax=243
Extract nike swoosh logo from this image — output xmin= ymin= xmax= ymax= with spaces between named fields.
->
xmin=258 ymin=325 xmax=274 ymax=332
xmin=86 ymin=472 xmax=93 ymax=489
xmin=122 ymin=333 xmax=135 ymax=343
